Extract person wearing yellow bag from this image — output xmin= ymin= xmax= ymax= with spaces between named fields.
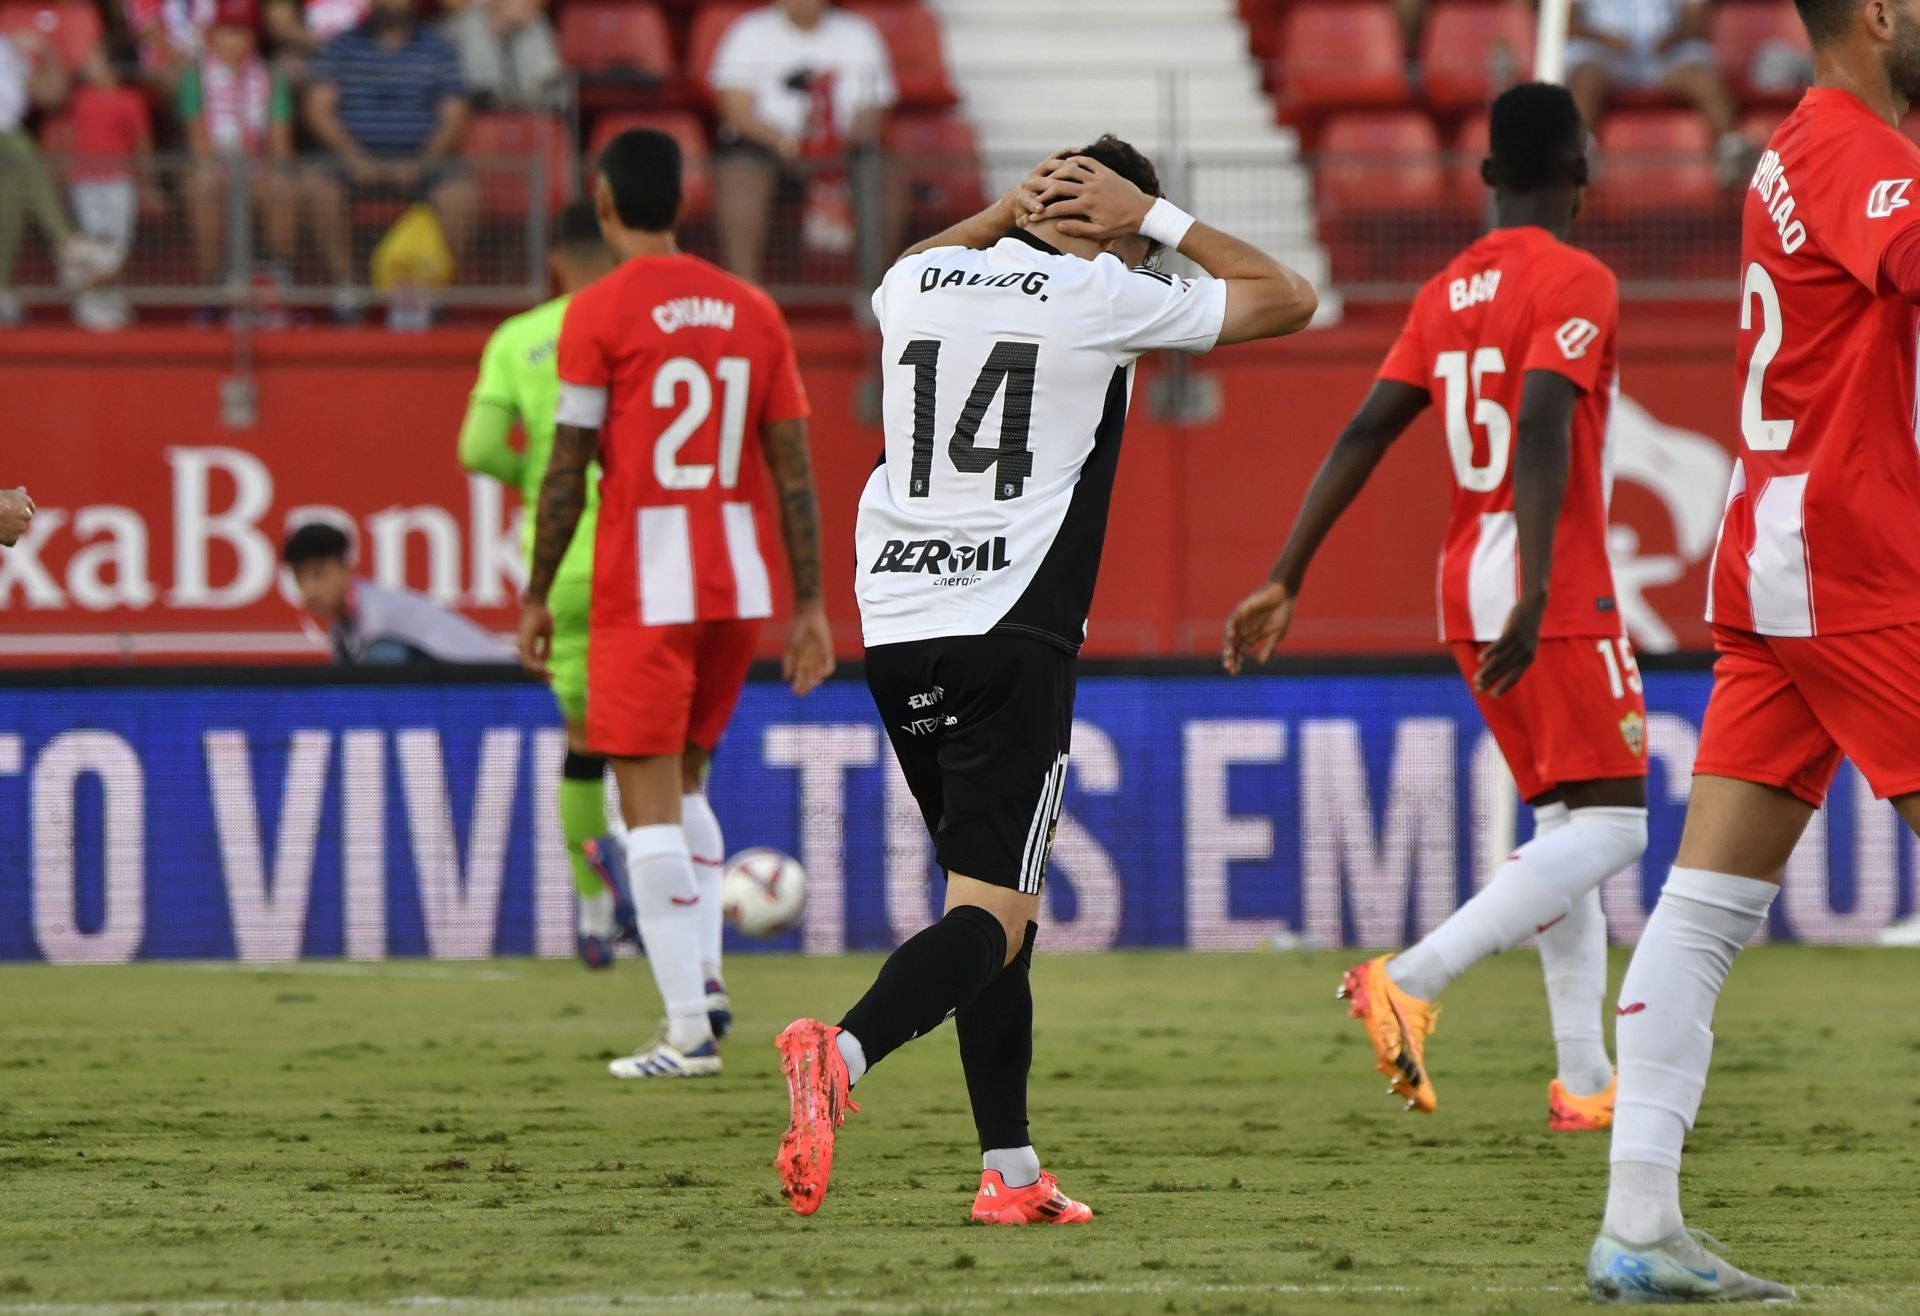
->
xmin=303 ymin=0 xmax=478 ymax=323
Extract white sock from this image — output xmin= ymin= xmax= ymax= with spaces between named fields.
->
xmin=1524 ymin=800 xmax=1614 ymax=1093
xmin=1604 ymin=867 xmax=1778 ymax=1245
xmin=1388 ymin=806 xmax=1647 ymax=1001
xmin=983 ymin=1145 xmax=1041 ymax=1189
xmin=577 ymin=887 xmax=615 ymax=940
xmin=835 ymin=1029 xmax=868 ymax=1086
xmin=681 ymin=792 xmax=726 ymax=984
xmin=1539 ymin=886 xmax=1614 ymax=1095
xmin=627 ymin=823 xmax=712 ymax=1052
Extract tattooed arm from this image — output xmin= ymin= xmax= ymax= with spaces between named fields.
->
xmin=760 ymin=417 xmax=835 ymax=695
xmin=517 ymin=422 xmax=597 ymax=678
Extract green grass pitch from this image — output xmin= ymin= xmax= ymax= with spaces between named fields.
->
xmin=2 ymin=949 xmax=1917 ymax=1314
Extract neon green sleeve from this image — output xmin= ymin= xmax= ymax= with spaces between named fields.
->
xmin=461 ymin=327 xmax=525 ymax=485
xmin=458 ymin=400 xmax=523 ymax=486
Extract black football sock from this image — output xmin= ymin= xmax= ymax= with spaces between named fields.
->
xmin=837 ymin=904 xmax=1008 ymax=1073
xmin=958 ymin=920 xmax=1037 ymax=1166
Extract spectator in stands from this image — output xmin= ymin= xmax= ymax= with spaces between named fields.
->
xmin=0 ymin=30 xmax=116 ymax=326
xmin=180 ymin=0 xmax=300 ymax=317
xmin=708 ymin=0 xmax=898 ymax=284
xmin=0 ymin=487 xmax=33 ymax=547
xmin=303 ymin=0 xmax=478 ymax=322
xmin=124 ymin=0 xmax=215 ymax=96
xmin=65 ymin=42 xmax=159 ymax=331
xmin=439 ymin=0 xmax=562 ymax=110
xmin=283 ymin=522 xmax=512 ymax=664
xmin=1567 ymin=0 xmax=1754 ymax=186
xmin=263 ymin=0 xmax=370 ymax=83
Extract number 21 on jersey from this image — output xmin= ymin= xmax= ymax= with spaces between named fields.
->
xmin=653 ymin=356 xmax=751 ymax=490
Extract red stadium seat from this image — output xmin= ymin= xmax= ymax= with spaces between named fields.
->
xmin=843 ymin=3 xmax=957 ymax=108
xmin=1315 ymin=111 xmax=1446 ymax=216
xmin=1419 ymin=3 xmax=1535 ymax=112
xmin=1712 ymin=3 xmax=1809 ymax=104
xmin=885 ymin=111 xmax=986 ymax=225
xmin=1277 ymin=4 xmax=1411 ymax=116
xmin=1592 ymin=111 xmax=1718 ymax=214
xmin=1450 ymin=112 xmax=1491 ymax=208
xmin=0 ymin=1 xmax=103 ymax=70
xmin=588 ymin=111 xmax=713 ymax=219
xmin=1740 ymin=107 xmax=1790 ymax=154
xmin=466 ymin=112 xmax=573 ymax=220
xmin=558 ymin=2 xmax=673 ymax=80
xmin=686 ymin=2 xmax=755 ymax=100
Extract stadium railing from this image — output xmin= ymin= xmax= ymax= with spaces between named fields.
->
xmin=4 ymin=110 xmax=1746 ymax=321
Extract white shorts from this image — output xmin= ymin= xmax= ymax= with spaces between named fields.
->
xmin=69 ymin=178 xmax=137 ymax=269
xmin=1566 ymin=36 xmax=1717 ymax=89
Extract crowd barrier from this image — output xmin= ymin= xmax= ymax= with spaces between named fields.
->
xmin=0 ymin=662 xmax=1909 ymax=963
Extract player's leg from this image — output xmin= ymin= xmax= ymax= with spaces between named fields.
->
xmin=592 ymin=624 xmax=717 ymax=1078
xmin=1591 ymin=627 xmax=1832 ymax=1303
xmin=678 ymin=741 xmax=731 ymax=1039
xmin=1350 ymin=640 xmax=1649 ymax=1113
xmin=777 ymin=637 xmax=1069 ymax=1217
xmin=546 ymin=577 xmax=625 ymax=967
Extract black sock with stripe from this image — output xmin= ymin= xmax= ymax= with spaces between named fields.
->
xmin=838 ymin=904 xmax=1008 ymax=1072
xmin=958 ymin=920 xmax=1037 ymax=1156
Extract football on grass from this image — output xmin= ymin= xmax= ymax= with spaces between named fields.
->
xmin=721 ymin=848 xmax=807 ymax=939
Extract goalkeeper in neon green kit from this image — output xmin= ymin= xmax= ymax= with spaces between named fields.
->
xmin=458 ymin=201 xmax=633 ymax=969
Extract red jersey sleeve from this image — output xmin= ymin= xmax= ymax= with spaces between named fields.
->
xmin=1520 ymin=256 xmax=1617 ymax=393
xmin=555 ymin=286 xmax=612 ymax=429
xmin=1813 ymin=127 xmax=1920 ymax=292
xmin=1376 ymin=298 xmax=1430 ymax=392
xmin=755 ymin=294 xmax=810 ymax=426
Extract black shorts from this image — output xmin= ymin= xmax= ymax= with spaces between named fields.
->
xmin=866 ymin=633 xmax=1077 ymax=894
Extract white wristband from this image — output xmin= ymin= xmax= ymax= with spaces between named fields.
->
xmin=1138 ymin=197 xmax=1196 ymax=251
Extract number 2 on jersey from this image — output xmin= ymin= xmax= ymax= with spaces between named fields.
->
xmin=900 ymin=339 xmax=1037 ymax=501
xmin=1434 ymin=347 xmax=1511 ymax=492
xmin=1739 ymin=262 xmax=1793 ymax=452
xmin=653 ymin=356 xmax=751 ymax=490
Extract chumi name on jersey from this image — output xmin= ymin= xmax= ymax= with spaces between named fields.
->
xmin=870 ymin=536 xmax=1013 ymax=578
xmin=1447 ymin=269 xmax=1500 ymax=312
xmin=652 ymin=296 xmax=738 ymax=334
xmin=918 ymin=266 xmax=1052 ymax=299
xmin=1749 ymin=150 xmax=1807 ymax=254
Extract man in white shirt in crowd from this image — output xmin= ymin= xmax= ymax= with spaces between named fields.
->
xmin=283 ymin=522 xmax=511 ymax=665
xmin=1567 ymin=0 xmax=1755 ymax=186
xmin=708 ymin=0 xmax=897 ymax=284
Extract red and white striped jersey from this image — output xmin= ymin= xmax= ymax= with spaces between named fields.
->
xmin=1713 ymin=87 xmax=1920 ymax=637
xmin=556 ymin=253 xmax=809 ymax=629
xmin=1378 ymin=225 xmax=1623 ymax=643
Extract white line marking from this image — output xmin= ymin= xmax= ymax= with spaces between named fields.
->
xmin=164 ymin=962 xmax=522 ymax=982
xmin=13 ymin=1283 xmax=1920 ymax=1315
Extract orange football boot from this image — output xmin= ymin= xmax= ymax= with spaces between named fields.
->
xmin=1548 ymin=1073 xmax=1617 ymax=1131
xmin=1338 ymin=954 xmax=1440 ymax=1113
xmin=969 ymin=1170 xmax=1093 ymax=1226
xmin=774 ymin=1019 xmax=858 ymax=1215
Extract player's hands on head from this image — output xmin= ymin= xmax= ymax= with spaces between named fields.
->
xmin=1003 ymin=151 xmax=1073 ymax=228
xmin=1474 ymin=594 xmax=1546 ymax=697
xmin=1031 ymin=156 xmax=1154 ymax=242
xmin=516 ymin=598 xmax=555 ymax=682
xmin=784 ymin=600 xmax=835 ymax=697
xmin=0 ymin=487 xmax=35 ymax=548
xmin=1221 ymin=580 xmax=1296 ymax=675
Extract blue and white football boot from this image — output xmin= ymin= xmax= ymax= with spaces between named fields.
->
xmin=578 ymin=833 xmax=641 ymax=969
xmin=608 ymin=1036 xmax=722 ymax=1079
xmin=1589 ymin=1229 xmax=1795 ymax=1304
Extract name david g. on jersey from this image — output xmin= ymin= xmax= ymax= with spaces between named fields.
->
xmin=917 ymin=264 xmax=1053 ymax=301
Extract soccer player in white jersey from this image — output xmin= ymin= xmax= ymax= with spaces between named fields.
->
xmin=772 ymin=137 xmax=1319 ymax=1222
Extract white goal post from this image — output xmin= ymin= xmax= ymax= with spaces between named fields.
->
xmin=1535 ymin=0 xmax=1574 ymax=84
